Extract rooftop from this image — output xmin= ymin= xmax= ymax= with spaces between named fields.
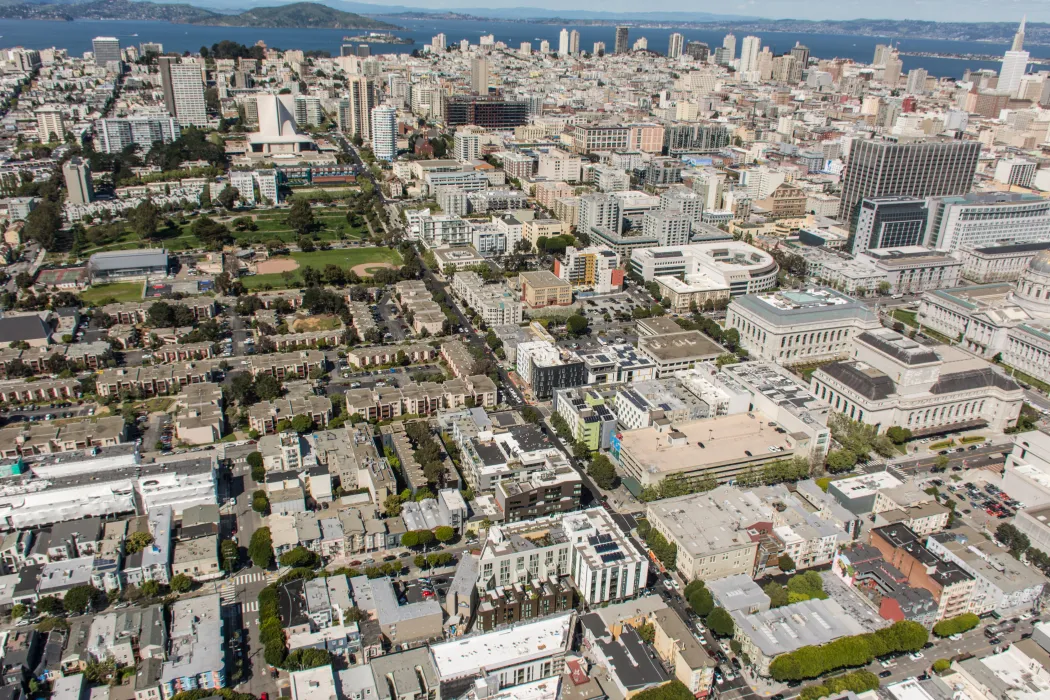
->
xmin=731 ymin=598 xmax=865 ymax=657
xmin=429 ymin=612 xmax=574 ymax=681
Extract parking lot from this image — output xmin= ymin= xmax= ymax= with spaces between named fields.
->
xmin=943 ymin=474 xmax=1023 ymax=531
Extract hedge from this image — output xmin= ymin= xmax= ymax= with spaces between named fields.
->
xmin=769 ymin=621 xmax=928 ymax=681
xmin=798 ymin=671 xmax=880 ymax=700
xmin=932 ymin=613 xmax=980 ymax=638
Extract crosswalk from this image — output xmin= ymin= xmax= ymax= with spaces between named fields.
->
xmin=242 ymin=600 xmax=259 ymax=613
xmin=230 ymin=572 xmax=267 ymax=586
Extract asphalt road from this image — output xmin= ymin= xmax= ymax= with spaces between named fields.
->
xmin=891 ymin=442 xmax=1012 ymax=473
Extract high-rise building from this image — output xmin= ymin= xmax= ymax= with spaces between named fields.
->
xmin=445 ymin=96 xmax=529 ymax=129
xmin=593 ymin=42 xmax=606 ymax=56
xmin=739 ymin=36 xmax=761 ymax=74
xmin=470 ymin=56 xmax=489 ymax=95
xmin=340 ymin=44 xmax=355 ymax=57
xmin=35 ymin=108 xmax=64 ymax=143
xmin=1001 ymin=19 xmax=1029 ymax=97
xmin=883 ymin=51 xmax=903 ymax=86
xmin=633 ymin=38 xmax=648 ymax=52
xmin=667 ymin=33 xmax=684 ymax=59
xmin=94 ymin=116 xmax=180 ymax=154
xmin=558 ymin=28 xmax=569 ymax=56
xmin=63 ymin=157 xmax=94 ymax=205
xmin=906 ymin=68 xmax=929 ymax=95
xmin=722 ymin=33 xmax=736 ymax=61
xmin=540 ymin=40 xmax=550 ymax=53
xmin=139 ymin=42 xmax=163 ymax=56
xmin=370 ymin=105 xmax=396 ymax=161
xmin=789 ymin=43 xmax=809 ymax=82
xmin=569 ymin=30 xmax=580 ymax=55
xmin=685 ymin=42 xmax=709 ymax=62
xmin=851 ymin=197 xmax=929 ymax=255
xmin=615 ymin=26 xmax=630 ymax=55
xmin=345 ymin=75 xmax=377 ymax=140
xmin=92 ymin=36 xmax=120 ymax=66
xmin=838 ymin=140 xmax=981 ymax=229
xmin=158 ymin=57 xmax=207 ymax=127
xmin=873 ymin=43 xmax=892 ymax=66
xmin=293 ymin=95 xmax=323 ymax=127
xmin=432 ymin=33 xmax=446 ymax=52
xmin=356 ymin=45 xmax=370 ymax=58
xmin=520 ymin=42 xmax=532 ymax=56
xmin=926 ymin=193 xmax=1050 ymax=251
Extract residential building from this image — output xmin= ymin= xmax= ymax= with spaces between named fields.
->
xmin=158 ymin=57 xmax=208 ymax=128
xmin=159 ymin=594 xmax=224 ymax=698
xmin=519 ymin=271 xmax=572 ymax=308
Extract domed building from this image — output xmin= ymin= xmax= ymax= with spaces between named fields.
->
xmin=918 ymin=251 xmax=1050 ymax=384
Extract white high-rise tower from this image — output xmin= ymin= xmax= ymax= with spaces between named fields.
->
xmin=668 ymin=33 xmax=684 ymax=59
xmin=558 ymin=28 xmax=569 ymax=56
xmin=1000 ymin=18 xmax=1029 ymax=98
xmin=722 ymin=33 xmax=736 ymax=61
xmin=739 ymin=36 xmax=761 ymax=74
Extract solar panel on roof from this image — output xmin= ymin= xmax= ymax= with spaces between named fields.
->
xmin=600 ymin=552 xmax=625 ymax=563
xmin=594 ymin=542 xmax=620 ymax=553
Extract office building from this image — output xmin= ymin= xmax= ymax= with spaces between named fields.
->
xmin=516 ymin=340 xmax=585 ymax=399
xmin=445 ymin=96 xmax=529 ymax=129
xmin=615 ymin=27 xmax=630 ymax=54
xmin=726 ymin=288 xmax=881 ymax=364
xmin=739 ymin=36 xmax=761 ymax=74
xmin=92 ymin=37 xmax=121 ymax=66
xmin=926 ymin=193 xmax=1050 ymax=252
xmin=668 ymin=33 xmax=684 ymax=59
xmin=852 ymin=197 xmax=928 ymax=255
xmin=370 ymin=105 xmax=396 ymax=161
xmin=1000 ymin=19 xmax=1030 ymax=97
xmin=838 ymin=139 xmax=981 ymax=229
xmin=62 ymin=157 xmax=94 ymax=205
xmin=959 ymin=242 xmax=1050 ymax=283
xmin=158 ymin=57 xmax=207 ymax=128
xmin=994 ymin=158 xmax=1037 ymax=188
xmin=630 ymin=241 xmax=778 ymax=296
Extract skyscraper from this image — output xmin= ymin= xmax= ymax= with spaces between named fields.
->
xmin=667 ymin=33 xmax=684 ymax=59
xmin=370 ymin=105 xmax=396 ymax=161
xmin=593 ymin=42 xmax=606 ymax=56
xmin=739 ymin=36 xmax=761 ymax=74
xmin=63 ymin=157 xmax=94 ymax=205
xmin=837 ymin=139 xmax=982 ymax=229
xmin=558 ymin=28 xmax=569 ymax=56
xmin=1000 ymin=18 xmax=1029 ymax=97
xmin=158 ymin=57 xmax=207 ymax=127
xmin=432 ymin=33 xmax=446 ymax=52
xmin=615 ymin=26 xmax=630 ymax=55
xmin=883 ymin=51 xmax=903 ymax=87
xmin=789 ymin=43 xmax=809 ymax=82
xmin=569 ymin=30 xmax=580 ymax=55
xmin=722 ymin=33 xmax=736 ymax=62
xmin=470 ymin=56 xmax=489 ymax=95
xmin=92 ymin=36 xmax=120 ymax=66
xmin=35 ymin=108 xmax=65 ymax=143
xmin=345 ymin=75 xmax=377 ymax=140
xmin=873 ymin=44 xmax=892 ymax=66
xmin=906 ymin=68 xmax=929 ymax=95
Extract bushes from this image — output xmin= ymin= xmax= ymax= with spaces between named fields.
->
xmin=933 ymin=613 xmax=980 ymax=638
xmin=797 ymin=671 xmax=880 ymax=700
xmin=933 ymin=659 xmax=951 ymax=674
xmin=284 ymin=648 xmax=331 ymax=671
xmin=764 ymin=572 xmax=828 ymax=608
xmin=769 ymin=620 xmax=928 ymax=681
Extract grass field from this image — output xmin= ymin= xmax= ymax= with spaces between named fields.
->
xmin=80 ymin=282 xmax=143 ymax=304
xmin=244 ymin=248 xmax=402 ymax=289
xmin=892 ymin=309 xmax=919 ymax=327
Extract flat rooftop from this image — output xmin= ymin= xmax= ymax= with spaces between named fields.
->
xmin=638 ymin=331 xmax=724 ymax=362
xmin=617 ymin=411 xmax=794 ymax=474
xmin=429 ymin=612 xmax=574 ymax=681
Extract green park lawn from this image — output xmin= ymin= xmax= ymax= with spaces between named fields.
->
xmin=243 ymin=247 xmax=403 ymax=290
xmin=79 ymin=282 xmax=143 ymax=305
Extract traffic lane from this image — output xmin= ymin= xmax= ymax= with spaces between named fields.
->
xmin=895 ymin=445 xmax=1010 ymax=472
xmin=1025 ymin=390 xmax=1050 ymax=412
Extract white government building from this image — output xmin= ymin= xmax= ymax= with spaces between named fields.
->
xmin=918 ymin=250 xmax=1050 ymax=385
xmin=810 ymin=327 xmax=1023 ymax=435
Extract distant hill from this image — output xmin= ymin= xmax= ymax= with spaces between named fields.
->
xmin=0 ymin=0 xmax=397 ymax=26
xmin=189 ymin=2 xmax=397 ymax=27
xmin=0 ymin=0 xmax=218 ymax=20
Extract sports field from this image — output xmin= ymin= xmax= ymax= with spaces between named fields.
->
xmin=243 ymin=248 xmax=402 ymax=289
xmin=79 ymin=282 xmax=143 ymax=305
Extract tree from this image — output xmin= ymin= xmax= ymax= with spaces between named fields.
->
xmin=290 ymin=414 xmax=315 ymax=434
xmin=128 ymin=198 xmax=160 ymax=241
xmin=216 ymin=185 xmax=239 ymax=210
xmin=249 ymin=527 xmax=274 ymax=568
xmin=401 ymin=531 xmax=419 ymax=548
xmin=932 ymin=613 xmax=980 ymax=638
xmin=825 ymin=449 xmax=857 ymax=473
xmin=191 ymin=215 xmax=232 ymax=249
xmin=631 ymin=681 xmax=696 ymax=700
xmin=252 ymin=490 xmax=270 ymax=514
xmin=221 ymin=538 xmax=239 ymax=572
xmin=35 ymin=596 xmax=63 ymax=616
xmin=636 ymin=622 xmax=656 ymax=644
xmin=23 ymin=200 xmax=62 ymax=250
xmin=588 ymin=454 xmax=618 ymax=490
xmin=415 ymin=529 xmax=435 ymax=547
xmin=285 ymin=198 xmax=316 ymax=237
xmin=779 ymin=554 xmax=796 ymax=572
xmin=279 ymin=547 xmax=320 ymax=569
xmin=284 ymin=648 xmax=331 ymax=671
xmin=140 ymin=579 xmax=162 ymax=598
xmin=706 ymin=607 xmax=734 ymax=637
xmin=688 ymin=587 xmax=714 ymax=617
xmin=566 ymin=314 xmax=589 ymax=336
xmin=169 ymin=574 xmax=193 ymax=593
xmin=886 ymin=426 xmax=912 ymax=445
xmin=248 ymin=452 xmax=265 ymax=481
xmin=255 ymin=374 xmax=282 ymax=401
xmin=763 ymin=581 xmax=789 ymax=608
xmin=63 ymin=585 xmax=104 ymax=615
xmin=383 ymin=493 xmax=404 ymax=517
xmin=522 ymin=406 xmax=541 ymax=423
xmin=125 ymin=530 xmax=155 ymax=554
xmin=434 ymin=526 xmax=455 ymax=543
